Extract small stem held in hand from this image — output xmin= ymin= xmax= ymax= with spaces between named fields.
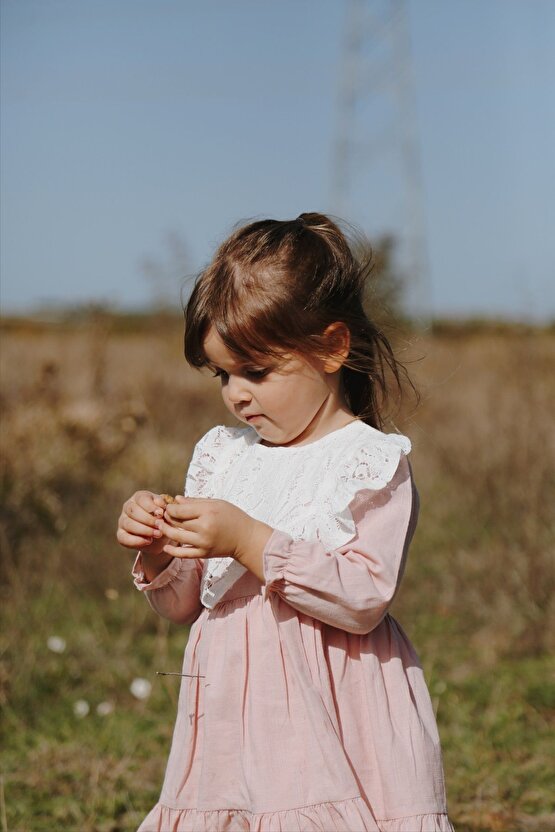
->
xmin=156 ymin=671 xmax=206 ymax=678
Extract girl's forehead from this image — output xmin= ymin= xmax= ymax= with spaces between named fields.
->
xmin=203 ymin=327 xmax=231 ymax=362
xmin=202 ymin=327 xmax=300 ymax=369
xmin=203 ymin=327 xmax=272 ymax=366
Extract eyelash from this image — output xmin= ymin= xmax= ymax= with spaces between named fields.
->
xmin=211 ymin=368 xmax=270 ymax=380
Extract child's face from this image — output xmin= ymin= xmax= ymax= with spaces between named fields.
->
xmin=203 ymin=327 xmax=337 ymax=447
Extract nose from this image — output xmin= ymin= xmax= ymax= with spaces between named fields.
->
xmin=226 ymin=374 xmax=252 ymax=404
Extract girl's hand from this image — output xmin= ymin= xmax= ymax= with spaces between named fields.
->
xmin=116 ymin=490 xmax=170 ymax=555
xmin=156 ymin=496 xmax=266 ymax=561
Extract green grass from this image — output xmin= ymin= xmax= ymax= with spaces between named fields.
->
xmin=1 ymin=326 xmax=554 ymax=831
xmin=1 ymin=579 xmax=186 ymax=832
xmin=1 ymin=563 xmax=554 ymax=832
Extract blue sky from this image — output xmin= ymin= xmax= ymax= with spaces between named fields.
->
xmin=1 ymin=0 xmax=554 ymax=321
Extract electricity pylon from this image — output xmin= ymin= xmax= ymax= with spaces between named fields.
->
xmin=331 ymin=0 xmax=432 ymax=329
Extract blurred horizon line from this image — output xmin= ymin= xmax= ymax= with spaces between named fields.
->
xmin=0 ymin=303 xmax=552 ymax=333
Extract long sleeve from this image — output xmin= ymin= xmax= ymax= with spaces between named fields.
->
xmin=262 ymin=455 xmax=419 ymax=635
xmin=132 ymin=553 xmax=204 ymax=626
xmin=129 ymin=426 xmax=226 ymax=624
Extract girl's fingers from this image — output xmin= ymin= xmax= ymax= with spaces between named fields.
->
xmin=164 ymin=500 xmax=204 ymax=522
xmin=162 ymin=514 xmax=202 ymax=533
xmin=117 ymin=529 xmax=155 ymax=549
xmin=130 ymin=492 xmax=166 ymax=518
xmin=123 ymin=517 xmax=164 ymax=540
xmin=156 ymin=519 xmax=198 ymax=547
xmin=150 ymin=495 xmax=167 ymax=514
xmin=126 ymin=501 xmax=162 ymax=528
xmin=163 ymin=543 xmax=203 ymax=559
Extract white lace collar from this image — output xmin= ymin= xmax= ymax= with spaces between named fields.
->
xmin=184 ymin=420 xmax=412 ymax=608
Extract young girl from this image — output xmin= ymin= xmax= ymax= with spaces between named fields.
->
xmin=117 ymin=213 xmax=455 ymax=832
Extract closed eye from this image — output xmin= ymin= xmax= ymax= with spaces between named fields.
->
xmin=244 ymin=368 xmax=271 ymax=379
xmin=210 ymin=367 xmax=271 ymax=381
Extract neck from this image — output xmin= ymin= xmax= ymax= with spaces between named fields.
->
xmin=263 ymin=371 xmax=356 ymax=448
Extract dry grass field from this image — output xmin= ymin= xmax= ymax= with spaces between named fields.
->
xmin=1 ymin=314 xmax=554 ymax=832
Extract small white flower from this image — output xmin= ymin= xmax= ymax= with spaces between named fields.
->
xmin=105 ymin=588 xmax=119 ymax=601
xmin=47 ymin=636 xmax=66 ymax=654
xmin=96 ymin=701 xmax=115 ymax=716
xmin=130 ymin=677 xmax=152 ymax=700
xmin=73 ymin=699 xmax=90 ymax=718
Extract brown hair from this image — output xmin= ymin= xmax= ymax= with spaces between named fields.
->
xmin=183 ymin=212 xmax=419 ymax=430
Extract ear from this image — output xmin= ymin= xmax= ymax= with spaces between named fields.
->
xmin=322 ymin=322 xmax=351 ymax=373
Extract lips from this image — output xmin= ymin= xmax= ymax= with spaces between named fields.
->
xmin=244 ymin=414 xmax=263 ymax=421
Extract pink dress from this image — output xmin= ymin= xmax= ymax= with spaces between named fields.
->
xmin=132 ymin=421 xmax=455 ymax=832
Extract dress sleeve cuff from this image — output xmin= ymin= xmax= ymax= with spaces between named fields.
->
xmin=262 ymin=529 xmax=295 ymax=600
xmin=131 ymin=551 xmax=187 ymax=592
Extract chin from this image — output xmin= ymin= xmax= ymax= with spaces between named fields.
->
xmin=252 ymin=425 xmax=282 ymax=444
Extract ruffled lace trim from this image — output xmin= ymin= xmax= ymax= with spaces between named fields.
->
xmin=306 ymin=427 xmax=411 ymax=546
xmin=183 ymin=422 xmax=412 ymax=609
xmin=184 ymin=425 xmax=228 ymax=500
xmin=137 ymin=800 xmax=454 ymax=832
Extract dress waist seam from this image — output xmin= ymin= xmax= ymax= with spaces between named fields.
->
xmin=206 ymin=591 xmax=263 ymax=609
xmin=157 ymin=794 xmax=363 ymax=814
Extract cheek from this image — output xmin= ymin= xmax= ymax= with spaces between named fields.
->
xmin=295 ymin=378 xmax=329 ymax=415
xmin=291 ymin=372 xmax=322 ymax=398
xmin=274 ymin=380 xmax=312 ymax=414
